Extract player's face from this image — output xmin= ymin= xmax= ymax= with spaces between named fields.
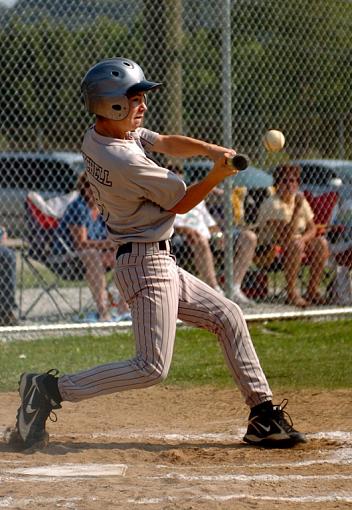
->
xmin=126 ymin=92 xmax=148 ymax=131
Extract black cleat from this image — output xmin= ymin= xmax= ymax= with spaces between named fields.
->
xmin=15 ymin=370 xmax=61 ymax=449
xmin=243 ymin=399 xmax=307 ymax=448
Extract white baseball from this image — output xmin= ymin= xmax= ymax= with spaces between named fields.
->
xmin=263 ymin=129 xmax=285 ymax=153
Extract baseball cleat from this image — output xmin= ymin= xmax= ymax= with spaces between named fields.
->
xmin=243 ymin=399 xmax=307 ymax=448
xmin=15 ymin=370 xmax=61 ymax=449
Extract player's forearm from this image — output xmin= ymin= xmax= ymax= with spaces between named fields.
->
xmin=73 ymin=238 xmax=115 ymax=251
xmin=167 ymin=172 xmax=222 ymax=214
xmin=154 ymin=134 xmax=230 ymax=160
xmin=168 ymin=154 xmax=236 ymax=214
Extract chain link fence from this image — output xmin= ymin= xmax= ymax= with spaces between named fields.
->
xmin=1 ymin=0 xmax=352 ymax=325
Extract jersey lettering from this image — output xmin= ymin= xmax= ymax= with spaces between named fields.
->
xmin=82 ymin=152 xmax=112 ymax=187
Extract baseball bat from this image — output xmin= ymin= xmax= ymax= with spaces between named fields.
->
xmin=226 ymin=153 xmax=250 ymax=171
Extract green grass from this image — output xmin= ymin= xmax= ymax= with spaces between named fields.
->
xmin=0 ymin=319 xmax=351 ymax=392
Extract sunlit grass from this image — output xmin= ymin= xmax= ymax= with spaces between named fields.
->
xmin=0 ymin=319 xmax=351 ymax=391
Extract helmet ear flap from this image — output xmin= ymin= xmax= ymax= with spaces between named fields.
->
xmin=83 ymin=93 xmax=130 ymax=120
xmin=110 ymin=96 xmax=130 ymax=120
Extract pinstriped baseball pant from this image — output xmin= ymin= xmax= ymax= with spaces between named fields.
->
xmin=58 ymin=241 xmax=272 ymax=407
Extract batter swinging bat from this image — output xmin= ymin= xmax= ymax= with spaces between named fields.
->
xmin=226 ymin=153 xmax=249 ymax=171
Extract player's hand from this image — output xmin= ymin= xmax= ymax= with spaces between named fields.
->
xmin=206 ymin=143 xmax=236 ymax=162
xmin=210 ymin=153 xmax=239 ymax=180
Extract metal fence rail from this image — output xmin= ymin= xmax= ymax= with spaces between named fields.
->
xmin=1 ymin=0 xmax=352 ymax=325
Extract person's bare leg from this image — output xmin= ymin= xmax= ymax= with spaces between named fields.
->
xmin=305 ymin=237 xmax=329 ymax=302
xmin=233 ymin=230 xmax=257 ymax=286
xmin=101 ymin=250 xmax=130 ymax=314
xmin=283 ymin=238 xmax=307 ymax=307
xmin=193 ymin=233 xmax=220 ymax=289
xmin=230 ymin=230 xmax=257 ymax=304
xmin=79 ymin=249 xmax=110 ymax=320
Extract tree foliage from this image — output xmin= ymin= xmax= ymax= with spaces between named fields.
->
xmin=1 ymin=1 xmax=352 ymax=159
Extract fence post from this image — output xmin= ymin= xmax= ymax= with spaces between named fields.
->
xmin=222 ymin=0 xmax=234 ymax=300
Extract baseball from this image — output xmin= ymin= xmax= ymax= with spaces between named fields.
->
xmin=263 ymin=129 xmax=285 ymax=153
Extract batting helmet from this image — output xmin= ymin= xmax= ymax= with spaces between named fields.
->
xmin=81 ymin=57 xmax=162 ymax=120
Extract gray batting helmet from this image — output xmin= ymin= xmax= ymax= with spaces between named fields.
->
xmin=81 ymin=57 xmax=162 ymax=120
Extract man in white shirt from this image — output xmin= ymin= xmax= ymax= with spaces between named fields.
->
xmin=174 ymin=188 xmax=257 ymax=304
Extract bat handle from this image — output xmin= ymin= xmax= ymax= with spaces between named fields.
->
xmin=226 ymin=153 xmax=250 ymax=171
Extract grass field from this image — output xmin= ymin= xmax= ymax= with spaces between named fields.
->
xmin=1 ymin=318 xmax=351 ymax=393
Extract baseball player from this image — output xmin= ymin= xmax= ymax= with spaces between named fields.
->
xmin=13 ymin=57 xmax=306 ymax=450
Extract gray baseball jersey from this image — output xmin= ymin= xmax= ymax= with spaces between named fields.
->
xmin=57 ymin=127 xmax=272 ymax=408
xmin=81 ymin=127 xmax=186 ymax=244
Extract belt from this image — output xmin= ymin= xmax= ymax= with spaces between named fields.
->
xmin=116 ymin=240 xmax=169 ymax=258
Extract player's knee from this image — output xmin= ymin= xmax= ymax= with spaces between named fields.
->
xmin=137 ymin=359 xmax=169 ymax=385
xmin=154 ymin=366 xmax=169 ymax=383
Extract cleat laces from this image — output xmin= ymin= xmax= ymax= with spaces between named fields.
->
xmin=272 ymin=399 xmax=295 ymax=433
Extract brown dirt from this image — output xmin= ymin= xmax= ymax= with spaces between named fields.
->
xmin=0 ymin=387 xmax=351 ymax=509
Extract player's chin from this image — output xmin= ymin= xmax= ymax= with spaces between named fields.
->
xmin=134 ymin=117 xmax=144 ymax=128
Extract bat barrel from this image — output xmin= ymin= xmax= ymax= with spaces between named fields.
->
xmin=226 ymin=153 xmax=249 ymax=171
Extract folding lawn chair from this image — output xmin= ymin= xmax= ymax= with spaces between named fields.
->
xmin=19 ymin=190 xmax=87 ymax=320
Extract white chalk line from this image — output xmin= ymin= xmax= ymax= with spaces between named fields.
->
xmin=0 ymin=496 xmax=82 ymax=508
xmin=44 ymin=429 xmax=352 ymax=444
xmin=147 ymin=472 xmax=352 ymax=482
xmin=128 ymin=493 xmax=352 ymax=505
xmin=2 ymin=426 xmax=352 ymax=444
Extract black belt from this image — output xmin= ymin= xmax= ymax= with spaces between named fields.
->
xmin=116 ymin=240 xmax=169 ymax=259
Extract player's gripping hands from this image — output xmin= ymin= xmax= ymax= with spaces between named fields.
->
xmin=209 ymin=152 xmax=239 ymax=180
xmin=168 ymin=152 xmax=238 ymax=215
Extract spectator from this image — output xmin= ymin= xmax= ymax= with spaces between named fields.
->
xmin=54 ymin=173 xmax=129 ymax=321
xmin=232 ymin=228 xmax=258 ymax=304
xmin=174 ymin=200 xmax=223 ymax=293
xmin=170 ymin=164 xmax=256 ymax=304
xmin=256 ymin=164 xmax=329 ymax=307
xmin=0 ymin=226 xmax=18 ymax=326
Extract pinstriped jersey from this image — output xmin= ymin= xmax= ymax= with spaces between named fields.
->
xmin=81 ymin=127 xmax=186 ymax=245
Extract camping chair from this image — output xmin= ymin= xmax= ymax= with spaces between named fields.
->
xmin=19 ymin=190 xmax=88 ymax=320
xmin=302 ymin=189 xmax=340 ymax=295
xmin=303 ymin=189 xmax=339 ymax=234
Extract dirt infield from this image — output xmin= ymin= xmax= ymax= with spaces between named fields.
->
xmin=1 ymin=386 xmax=351 ymax=509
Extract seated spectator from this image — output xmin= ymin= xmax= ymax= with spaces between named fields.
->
xmin=256 ymin=164 xmax=329 ymax=307
xmin=243 ymin=187 xmax=273 ymax=226
xmin=174 ymin=200 xmax=223 ymax=293
xmin=174 ymin=199 xmax=257 ymax=305
xmin=0 ymin=226 xmax=18 ymax=325
xmin=54 ymin=173 xmax=129 ymax=321
xmin=170 ymin=162 xmax=257 ymax=305
xmin=232 ymin=228 xmax=257 ymax=304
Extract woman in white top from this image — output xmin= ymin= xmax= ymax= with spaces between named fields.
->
xmin=256 ymin=164 xmax=329 ymax=307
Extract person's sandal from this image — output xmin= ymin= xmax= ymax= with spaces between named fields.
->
xmin=286 ymin=293 xmax=308 ymax=308
xmin=304 ymin=292 xmax=326 ymax=305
